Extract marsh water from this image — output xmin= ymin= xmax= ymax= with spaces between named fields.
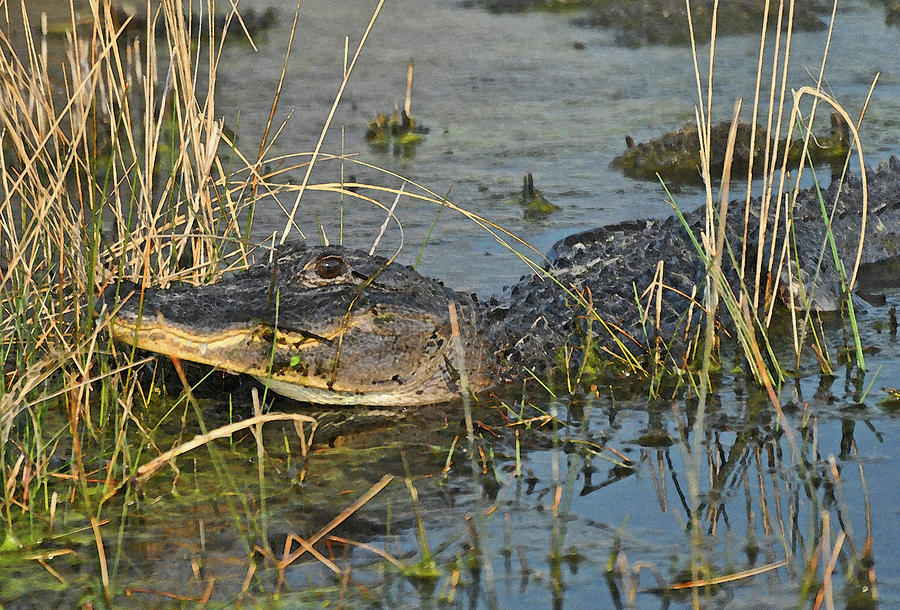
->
xmin=9 ymin=0 xmax=900 ymax=607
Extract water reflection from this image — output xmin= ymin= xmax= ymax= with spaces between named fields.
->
xmin=9 ymin=337 xmax=891 ymax=607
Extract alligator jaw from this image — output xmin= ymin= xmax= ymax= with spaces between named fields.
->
xmin=109 ymin=313 xmax=272 ymax=377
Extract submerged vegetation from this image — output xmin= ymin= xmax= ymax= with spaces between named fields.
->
xmin=365 ymin=109 xmax=428 ymax=156
xmin=0 ymin=0 xmax=893 ymax=606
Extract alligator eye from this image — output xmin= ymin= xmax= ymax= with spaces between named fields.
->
xmin=314 ymin=256 xmax=344 ymax=280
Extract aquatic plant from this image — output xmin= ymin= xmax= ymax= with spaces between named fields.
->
xmin=365 ymin=60 xmax=429 ymax=157
xmin=511 ymin=173 xmax=560 ymax=218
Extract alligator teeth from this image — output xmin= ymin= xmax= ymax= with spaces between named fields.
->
xmin=199 ymin=343 xmax=208 ymax=355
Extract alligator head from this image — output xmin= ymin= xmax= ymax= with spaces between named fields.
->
xmin=107 ymin=244 xmax=491 ymax=405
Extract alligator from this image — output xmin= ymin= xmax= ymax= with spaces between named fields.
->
xmin=108 ymin=157 xmax=900 ymax=406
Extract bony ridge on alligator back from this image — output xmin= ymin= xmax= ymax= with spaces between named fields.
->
xmin=107 ymin=158 xmax=900 ymax=406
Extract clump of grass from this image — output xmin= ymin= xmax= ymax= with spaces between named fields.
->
xmin=0 ymin=0 xmax=530 ymax=602
xmin=512 ymin=173 xmax=560 ymax=219
xmin=553 ymin=0 xmax=874 ymax=401
xmin=615 ymin=1 xmax=881 ymax=607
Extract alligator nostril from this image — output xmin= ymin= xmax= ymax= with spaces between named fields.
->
xmin=314 ymin=256 xmax=344 ymax=280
